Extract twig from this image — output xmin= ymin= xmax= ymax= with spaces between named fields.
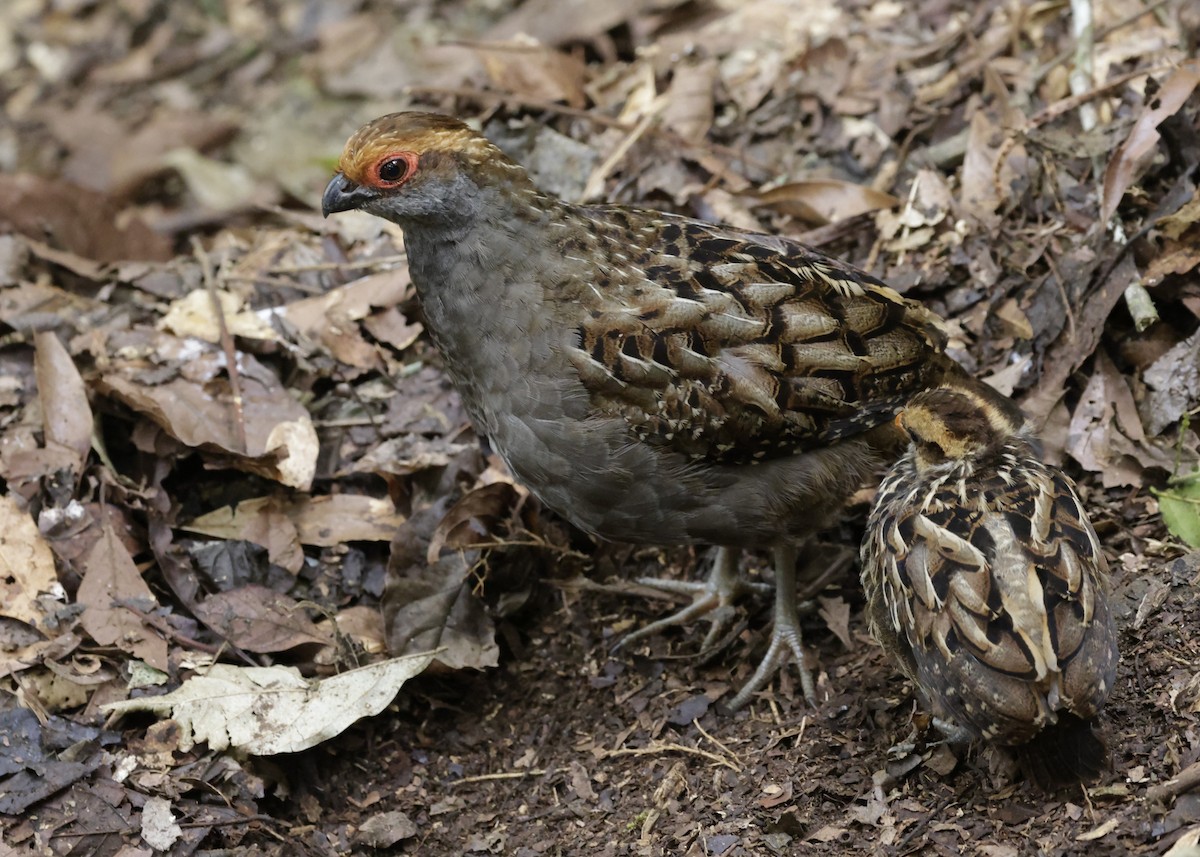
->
xmin=1146 ymin=759 xmax=1200 ymax=802
xmin=583 ymin=102 xmax=662 ymax=201
xmin=1068 ymin=0 xmax=1098 ymax=131
xmin=596 ymin=740 xmax=742 ymax=772
xmin=1041 ymin=247 xmax=1078 ymax=344
xmin=1027 ymin=63 xmax=1174 ymax=128
xmin=192 ymin=236 xmax=248 ymax=455
xmin=449 ymin=768 xmax=554 ymax=786
xmin=691 ymin=718 xmax=744 ymax=772
xmin=264 ymin=254 xmax=408 ymax=274
xmin=115 ymin=599 xmax=223 ymax=655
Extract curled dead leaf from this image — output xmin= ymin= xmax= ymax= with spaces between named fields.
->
xmin=1101 ymin=62 xmax=1200 ymax=223
xmin=751 ymin=180 xmax=898 ymax=226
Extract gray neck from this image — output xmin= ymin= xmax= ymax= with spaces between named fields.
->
xmin=399 ymin=188 xmax=573 ymax=431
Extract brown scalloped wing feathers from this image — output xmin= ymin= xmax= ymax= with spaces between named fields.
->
xmin=561 ymin=210 xmax=951 ymax=463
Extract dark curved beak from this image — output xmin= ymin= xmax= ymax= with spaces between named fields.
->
xmin=322 ymin=173 xmax=378 ymax=217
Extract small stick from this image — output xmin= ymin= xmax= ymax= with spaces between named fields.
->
xmin=1146 ymin=760 xmax=1200 ymax=803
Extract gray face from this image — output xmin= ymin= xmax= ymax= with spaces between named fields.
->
xmin=322 ymin=156 xmax=487 ymax=229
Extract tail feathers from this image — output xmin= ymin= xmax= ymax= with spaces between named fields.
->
xmin=1013 ymin=713 xmax=1108 ymax=790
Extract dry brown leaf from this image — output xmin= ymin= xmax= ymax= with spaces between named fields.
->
xmin=315 ymin=605 xmax=387 ymax=660
xmin=1101 ymin=62 xmax=1200 ymax=223
xmin=475 ymin=39 xmax=588 ymax=107
xmin=1021 ymin=251 xmax=1129 ymax=423
xmin=1065 ymin=350 xmax=1144 ymax=487
xmin=959 ymin=108 xmax=1002 ymax=227
xmin=817 ymin=595 xmax=853 ymax=650
xmin=1156 ymin=190 xmax=1200 ymax=241
xmin=427 ymin=482 xmax=521 ymax=565
xmin=1140 ymin=326 xmax=1200 ymax=436
xmin=181 ymin=497 xmax=303 ymax=573
xmin=384 ymin=553 xmax=500 ymax=671
xmin=287 ymin=495 xmax=406 ymax=547
xmin=0 ymin=174 xmax=171 ymax=262
xmin=76 ymin=518 xmax=168 ymax=670
xmin=193 ymin=585 xmax=330 ymax=654
xmin=992 ymin=298 xmax=1033 ymax=340
xmin=661 ymin=58 xmax=718 ymax=145
xmin=752 ymin=180 xmax=898 ymax=225
xmin=33 ymin=331 xmax=92 ymax=471
xmin=361 ymin=308 xmax=423 ymax=352
xmin=97 ymin=344 xmax=318 ymax=490
xmin=487 ymin=0 xmax=666 ymax=46
xmin=0 ymin=495 xmax=61 ymax=628
xmin=280 ymin=269 xmax=411 ymax=336
xmin=183 ymin=495 xmax=403 ymax=569
xmin=48 ymin=105 xmax=238 ymax=197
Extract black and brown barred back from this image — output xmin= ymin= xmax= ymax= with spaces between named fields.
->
xmin=861 ymin=387 xmax=1118 ymax=781
xmin=555 ymin=206 xmax=953 ymax=463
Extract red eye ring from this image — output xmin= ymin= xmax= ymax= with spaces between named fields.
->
xmin=371 ymin=151 xmax=418 ymax=187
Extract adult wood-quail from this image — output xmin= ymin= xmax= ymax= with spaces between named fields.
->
xmin=861 ymin=383 xmax=1119 ymax=784
xmin=323 ymin=111 xmax=964 ymax=709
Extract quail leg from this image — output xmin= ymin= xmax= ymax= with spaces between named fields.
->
xmin=726 ymin=544 xmax=817 ymax=710
xmin=614 ymin=547 xmax=771 ymax=653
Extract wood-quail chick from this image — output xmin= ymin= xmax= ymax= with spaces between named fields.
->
xmin=861 ymin=383 xmax=1119 ymax=785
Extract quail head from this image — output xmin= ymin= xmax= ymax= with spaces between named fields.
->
xmin=860 ymin=383 xmax=1119 ymax=785
xmin=323 ymin=111 xmax=962 ymax=709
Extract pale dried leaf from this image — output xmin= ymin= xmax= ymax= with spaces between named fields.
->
xmin=184 ymin=494 xmax=404 ymax=552
xmin=1075 ymin=817 xmax=1120 ymax=842
xmin=287 ymin=495 xmax=406 ymax=546
xmin=279 ymin=269 xmax=411 ymax=335
xmin=1163 ymin=825 xmax=1200 ymax=857
xmin=140 ymin=796 xmax=183 ymax=852
xmin=102 ymin=654 xmax=436 ymax=754
xmin=158 ymin=289 xmax=279 ymax=343
xmin=1065 ymin=350 xmax=1143 ymax=486
xmin=1140 ymin=326 xmax=1200 ymax=436
xmin=355 ymin=811 xmax=418 ymax=847
xmin=661 ymin=59 xmax=718 ymax=145
xmin=476 ymin=39 xmax=588 ymax=107
xmin=0 ymin=495 xmax=61 ymax=628
xmin=960 ymin=109 xmax=1003 ymax=226
xmin=181 ymin=497 xmax=302 ymax=572
xmin=161 ymin=148 xmax=275 ymax=213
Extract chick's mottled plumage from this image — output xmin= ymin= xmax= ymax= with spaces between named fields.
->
xmin=324 ymin=112 xmax=962 ymax=708
xmin=861 ymin=385 xmax=1119 ymax=784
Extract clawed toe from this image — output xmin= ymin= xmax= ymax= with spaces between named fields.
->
xmin=724 ymin=545 xmax=819 ymax=711
xmin=724 ymin=612 xmax=816 ymax=711
xmin=612 ymin=547 xmax=763 ymax=654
